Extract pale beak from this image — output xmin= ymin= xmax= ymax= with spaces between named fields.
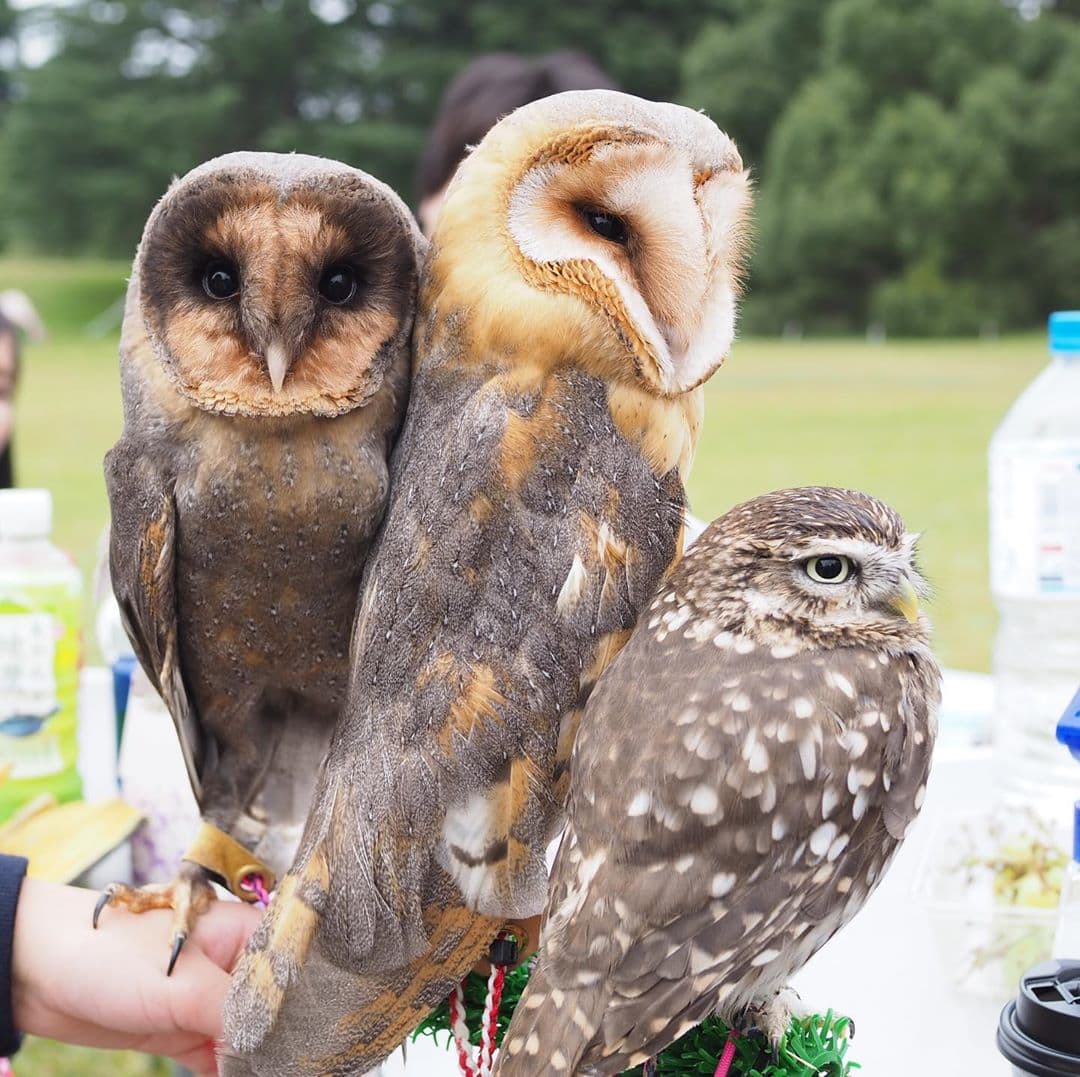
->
xmin=888 ymin=575 xmax=920 ymax=624
xmin=265 ymin=340 xmax=290 ymax=393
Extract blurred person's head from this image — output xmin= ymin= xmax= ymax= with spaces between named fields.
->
xmin=416 ymin=50 xmax=618 ymax=236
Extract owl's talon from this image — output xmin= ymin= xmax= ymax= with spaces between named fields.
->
xmin=90 ymin=865 xmax=216 ymax=974
xmin=92 ymin=889 xmax=112 ymax=929
xmin=167 ymin=932 xmax=187 ymax=977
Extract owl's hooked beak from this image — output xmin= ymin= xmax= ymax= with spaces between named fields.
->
xmin=888 ymin=575 xmax=920 ymax=624
xmin=264 ymin=340 xmax=291 ymax=394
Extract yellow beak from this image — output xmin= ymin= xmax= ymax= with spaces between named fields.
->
xmin=889 ymin=575 xmax=920 ymax=624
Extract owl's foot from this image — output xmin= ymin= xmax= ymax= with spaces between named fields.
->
xmin=92 ymin=861 xmax=217 ymax=975
xmin=745 ymin=985 xmax=810 ymax=1051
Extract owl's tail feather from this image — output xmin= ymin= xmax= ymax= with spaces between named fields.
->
xmin=224 ymin=893 xmax=502 ymax=1076
xmin=223 ymin=847 xmax=330 ymax=1055
xmin=494 ymin=961 xmax=607 ymax=1077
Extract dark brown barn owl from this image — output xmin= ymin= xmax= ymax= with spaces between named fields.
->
xmin=98 ymin=151 xmax=423 ymax=972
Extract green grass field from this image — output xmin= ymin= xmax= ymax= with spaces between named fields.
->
xmin=0 ymin=257 xmax=1047 ymax=1074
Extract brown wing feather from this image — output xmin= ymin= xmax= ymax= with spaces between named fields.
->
xmin=105 ymin=439 xmax=206 ymax=798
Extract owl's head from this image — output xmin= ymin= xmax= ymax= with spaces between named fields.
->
xmin=429 ymin=90 xmax=752 ymax=397
xmin=687 ymin=487 xmax=929 ymax=644
xmin=134 ymin=152 xmax=423 ymax=418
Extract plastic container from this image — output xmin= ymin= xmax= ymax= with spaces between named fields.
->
xmin=998 ymin=960 xmax=1080 ymax=1075
xmin=914 ymin=806 xmax=1065 ymax=1000
xmin=989 ymin=312 xmax=1080 ymax=817
xmin=0 ymin=488 xmax=83 ymax=817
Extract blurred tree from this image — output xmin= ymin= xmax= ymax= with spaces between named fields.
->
xmin=698 ymin=0 xmax=1080 ymax=334
xmin=0 ymin=0 xmax=15 ymax=106
xmin=0 ymin=0 xmax=724 ymax=256
xmin=683 ymin=0 xmax=824 ymax=168
xmin=0 ymin=0 xmax=1077 ymax=333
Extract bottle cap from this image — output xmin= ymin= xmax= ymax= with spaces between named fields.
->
xmin=1049 ymin=312 xmax=1080 ymax=355
xmin=998 ymin=960 xmax=1080 ymax=1075
xmin=0 ymin=488 xmax=53 ymax=539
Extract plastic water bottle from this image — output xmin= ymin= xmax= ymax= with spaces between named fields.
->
xmin=0 ymin=488 xmax=83 ymax=818
xmin=990 ymin=312 xmax=1080 ymax=814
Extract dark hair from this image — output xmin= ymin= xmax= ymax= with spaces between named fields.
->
xmin=416 ymin=50 xmax=618 ymax=202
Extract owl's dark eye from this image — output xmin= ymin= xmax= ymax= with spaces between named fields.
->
xmin=319 ymin=264 xmax=358 ymax=305
xmin=581 ymin=208 xmax=629 ymax=245
xmin=805 ymin=556 xmax=855 ymax=584
xmin=202 ymin=260 xmax=240 ymax=300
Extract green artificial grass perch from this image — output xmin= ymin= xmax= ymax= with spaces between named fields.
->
xmin=412 ymin=965 xmax=859 ymax=1076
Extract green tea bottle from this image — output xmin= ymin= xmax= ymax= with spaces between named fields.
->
xmin=0 ymin=488 xmax=83 ymax=818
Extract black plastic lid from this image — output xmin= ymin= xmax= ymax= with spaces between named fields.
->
xmin=998 ymin=960 xmax=1080 ymax=1076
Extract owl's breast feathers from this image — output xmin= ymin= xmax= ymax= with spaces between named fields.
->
xmin=109 ymin=316 xmax=407 ymax=838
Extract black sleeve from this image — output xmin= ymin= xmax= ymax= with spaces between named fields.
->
xmin=0 ymin=854 xmax=28 ymax=1057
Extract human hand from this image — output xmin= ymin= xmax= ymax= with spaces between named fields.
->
xmin=12 ymin=877 xmax=262 ymax=1074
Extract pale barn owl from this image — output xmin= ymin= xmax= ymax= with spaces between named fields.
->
xmin=97 ymin=151 xmax=423 ymax=972
xmin=496 ymin=487 xmax=941 ymax=1075
xmin=223 ymin=89 xmax=752 ymax=1075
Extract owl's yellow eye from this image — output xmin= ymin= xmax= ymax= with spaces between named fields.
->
xmin=805 ymin=555 xmax=854 ymax=584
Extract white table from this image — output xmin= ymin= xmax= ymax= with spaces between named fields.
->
xmin=78 ymin=668 xmax=1011 ymax=1075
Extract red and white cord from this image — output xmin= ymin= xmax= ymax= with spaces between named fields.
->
xmin=478 ymin=961 xmax=507 ymax=1077
xmin=450 ymin=933 xmax=514 ymax=1077
xmin=449 ymin=980 xmax=477 ymax=1077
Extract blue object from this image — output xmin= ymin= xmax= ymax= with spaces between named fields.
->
xmin=1056 ymin=686 xmax=1080 ymax=763
xmin=112 ymin=655 xmax=138 ymax=746
xmin=1049 ymin=311 xmax=1080 ymax=355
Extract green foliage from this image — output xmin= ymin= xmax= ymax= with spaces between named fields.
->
xmin=0 ymin=0 xmax=1077 ymax=329
xmin=0 ymin=0 xmax=719 ymax=256
xmin=687 ymin=0 xmax=1080 ymax=335
xmin=413 ymin=966 xmax=857 ymax=1076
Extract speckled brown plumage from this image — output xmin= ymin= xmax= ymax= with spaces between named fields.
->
xmin=102 ymin=152 xmax=422 ymax=948
xmin=223 ymin=90 xmax=751 ymax=1075
xmin=495 ymin=487 xmax=941 ymax=1076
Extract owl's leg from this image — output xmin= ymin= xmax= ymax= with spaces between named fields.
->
xmin=92 ymin=860 xmax=217 ymax=974
xmin=744 ymin=985 xmax=811 ymax=1051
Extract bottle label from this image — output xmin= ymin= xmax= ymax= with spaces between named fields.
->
xmin=991 ymin=440 xmax=1080 ymax=598
xmin=0 ymin=578 xmax=81 ymax=813
xmin=0 ymin=612 xmax=64 ymax=778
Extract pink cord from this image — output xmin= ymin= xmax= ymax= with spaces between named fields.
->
xmin=240 ymin=872 xmax=271 ymax=908
xmin=0 ymin=1058 xmax=14 ymax=1076
xmin=714 ymin=1030 xmax=740 ymax=1077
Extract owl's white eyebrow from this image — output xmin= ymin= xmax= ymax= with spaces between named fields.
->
xmin=787 ymin=538 xmax=890 ymax=563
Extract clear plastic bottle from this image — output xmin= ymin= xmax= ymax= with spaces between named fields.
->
xmin=990 ymin=312 xmax=1080 ymax=815
xmin=0 ymin=488 xmax=83 ymax=818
